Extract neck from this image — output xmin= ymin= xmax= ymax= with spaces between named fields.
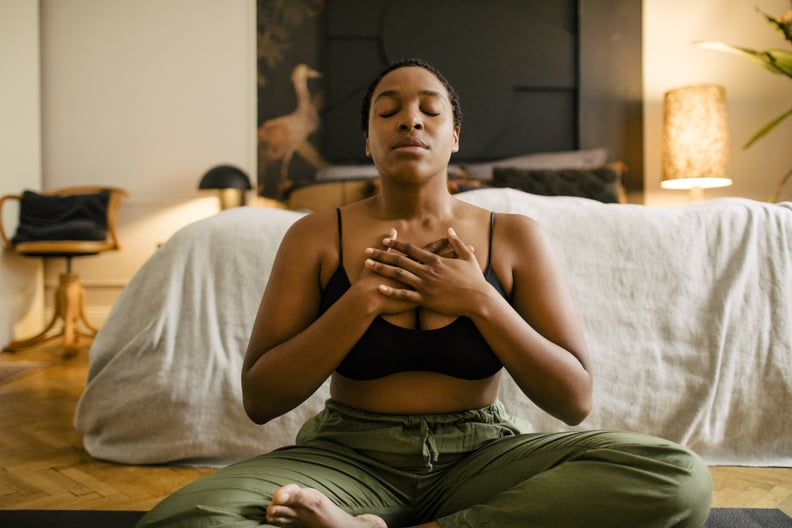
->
xmin=295 ymin=79 xmax=312 ymax=109
xmin=376 ymin=175 xmax=454 ymax=220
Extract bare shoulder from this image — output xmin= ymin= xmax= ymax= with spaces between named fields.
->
xmin=273 ymin=209 xmax=340 ymax=279
xmin=452 ymin=198 xmax=503 ymax=227
xmin=493 ymin=212 xmax=546 ymax=245
xmin=280 ymin=209 xmax=337 ymax=249
xmin=491 ymin=212 xmax=558 ymax=280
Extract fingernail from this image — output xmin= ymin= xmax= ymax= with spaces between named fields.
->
xmin=448 ymin=227 xmax=457 ymax=237
xmin=383 ymin=237 xmax=392 ymax=245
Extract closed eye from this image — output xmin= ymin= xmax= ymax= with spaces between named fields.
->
xmin=421 ymin=100 xmax=443 ymax=116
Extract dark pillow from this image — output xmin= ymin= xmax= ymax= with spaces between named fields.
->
xmin=11 ymin=190 xmax=110 ymax=243
xmin=491 ymin=166 xmax=622 ymax=203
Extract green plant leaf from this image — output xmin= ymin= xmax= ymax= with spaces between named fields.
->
xmin=696 ymin=41 xmax=792 ymax=78
xmin=696 ymin=8 xmax=792 ymax=151
xmin=763 ymin=49 xmax=792 ymax=77
xmin=744 ymin=105 xmax=792 ymax=149
xmin=758 ymin=8 xmax=792 ymax=45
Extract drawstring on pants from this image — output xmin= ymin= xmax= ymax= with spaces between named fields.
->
xmin=297 ymin=400 xmax=519 ymax=473
xmin=419 ymin=419 xmax=439 ymax=471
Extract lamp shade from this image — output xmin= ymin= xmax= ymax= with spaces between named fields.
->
xmin=198 ymin=165 xmax=252 ymax=190
xmin=198 ymin=165 xmax=252 ymax=209
xmin=661 ymin=84 xmax=731 ymax=190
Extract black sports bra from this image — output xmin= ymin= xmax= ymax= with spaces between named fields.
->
xmin=320 ymin=209 xmax=509 ymax=381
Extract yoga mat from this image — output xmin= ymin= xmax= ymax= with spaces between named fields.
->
xmin=0 ymin=507 xmax=789 ymax=527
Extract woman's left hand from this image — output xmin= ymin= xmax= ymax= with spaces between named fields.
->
xmin=420 ymin=236 xmax=475 ymax=259
xmin=364 ymin=228 xmax=490 ymax=317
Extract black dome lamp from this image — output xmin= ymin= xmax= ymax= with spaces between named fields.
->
xmin=198 ymin=165 xmax=252 ymax=210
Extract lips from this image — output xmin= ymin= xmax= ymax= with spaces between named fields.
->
xmin=391 ymin=136 xmax=429 ymax=150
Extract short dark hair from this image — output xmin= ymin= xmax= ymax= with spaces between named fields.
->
xmin=360 ymin=58 xmax=463 ymax=134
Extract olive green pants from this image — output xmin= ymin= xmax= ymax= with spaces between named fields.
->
xmin=136 ymin=400 xmax=712 ymax=528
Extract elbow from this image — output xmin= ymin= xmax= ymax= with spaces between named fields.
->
xmin=243 ymin=395 xmax=275 ymax=425
xmin=241 ymin=362 xmax=284 ymax=424
xmin=241 ymin=377 xmax=307 ymax=425
xmin=241 ymin=372 xmax=270 ymax=424
xmin=241 ymin=375 xmax=281 ymax=425
xmin=563 ymin=380 xmax=593 ymax=426
xmin=562 ymin=395 xmax=592 ymax=426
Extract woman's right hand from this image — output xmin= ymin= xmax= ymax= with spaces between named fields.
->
xmin=355 ymin=230 xmax=472 ymax=316
xmin=355 ymin=228 xmax=419 ymax=316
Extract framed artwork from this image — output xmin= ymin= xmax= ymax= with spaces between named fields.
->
xmin=256 ymin=0 xmax=324 ymax=198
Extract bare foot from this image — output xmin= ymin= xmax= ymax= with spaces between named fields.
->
xmin=266 ymin=484 xmax=387 ymax=528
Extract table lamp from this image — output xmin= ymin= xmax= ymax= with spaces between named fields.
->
xmin=661 ymin=84 xmax=732 ymax=201
xmin=198 ymin=165 xmax=252 ymax=209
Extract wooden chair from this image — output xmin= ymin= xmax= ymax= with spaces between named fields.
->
xmin=0 ymin=186 xmax=126 ymax=356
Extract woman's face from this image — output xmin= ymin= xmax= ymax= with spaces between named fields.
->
xmin=365 ymin=66 xmax=460 ymax=181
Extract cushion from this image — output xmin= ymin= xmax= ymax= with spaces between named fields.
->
xmin=461 ymin=148 xmax=609 ymax=181
xmin=490 ymin=166 xmax=622 ymax=203
xmin=315 ymin=164 xmax=379 ymax=181
xmin=315 ymin=164 xmax=466 ymax=181
xmin=11 ymin=190 xmax=109 ymax=243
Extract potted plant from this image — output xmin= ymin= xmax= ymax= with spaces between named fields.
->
xmin=697 ymin=5 xmax=792 ymax=201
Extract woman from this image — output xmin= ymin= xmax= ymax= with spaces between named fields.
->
xmin=137 ymin=58 xmax=712 ymax=528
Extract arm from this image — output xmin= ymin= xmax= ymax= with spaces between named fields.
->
xmin=476 ymin=215 xmax=592 ymax=425
xmin=365 ymin=215 xmax=592 ymax=425
xmin=241 ymin=214 xmax=417 ymax=424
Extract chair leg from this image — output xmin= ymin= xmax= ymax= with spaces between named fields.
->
xmin=2 ymin=308 xmax=62 ymax=351
xmin=3 ymin=272 xmax=98 ymax=356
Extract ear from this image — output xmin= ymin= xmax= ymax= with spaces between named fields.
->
xmin=452 ymin=126 xmax=461 ymax=153
xmin=364 ymin=133 xmax=371 ymax=157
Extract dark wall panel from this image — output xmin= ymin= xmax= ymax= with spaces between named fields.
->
xmin=256 ymin=0 xmax=643 ymax=197
xmin=579 ymin=0 xmax=644 ymax=194
xmin=320 ymin=0 xmax=579 ymax=164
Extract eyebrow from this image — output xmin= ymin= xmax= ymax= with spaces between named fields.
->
xmin=373 ymin=89 xmax=447 ymax=102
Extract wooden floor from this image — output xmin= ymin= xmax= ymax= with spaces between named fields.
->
xmin=1 ymin=340 xmax=792 ymax=515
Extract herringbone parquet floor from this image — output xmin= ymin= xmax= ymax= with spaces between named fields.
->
xmin=1 ymin=340 xmax=791 ymax=515
xmin=0 ymin=341 xmax=216 ymax=511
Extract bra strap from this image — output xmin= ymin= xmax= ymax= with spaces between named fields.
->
xmin=335 ymin=208 xmax=343 ymax=262
xmin=487 ymin=212 xmax=495 ymax=270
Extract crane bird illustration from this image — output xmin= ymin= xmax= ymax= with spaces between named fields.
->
xmin=258 ymin=64 xmax=326 ymax=192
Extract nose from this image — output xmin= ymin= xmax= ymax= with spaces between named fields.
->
xmin=398 ymin=108 xmax=423 ymax=130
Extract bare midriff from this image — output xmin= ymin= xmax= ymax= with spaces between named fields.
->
xmin=330 ymin=370 xmax=502 ymax=414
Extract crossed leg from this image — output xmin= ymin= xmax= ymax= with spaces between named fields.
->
xmin=137 ymin=431 xmax=711 ymax=528
xmin=135 ymin=443 xmax=415 ymax=528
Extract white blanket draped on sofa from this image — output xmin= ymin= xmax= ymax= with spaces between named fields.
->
xmin=75 ymin=189 xmax=792 ymax=466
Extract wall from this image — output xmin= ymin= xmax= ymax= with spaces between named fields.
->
xmin=644 ymin=0 xmax=792 ymax=206
xmin=0 ymin=0 xmax=43 ymax=347
xmin=37 ymin=0 xmax=257 ymax=327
